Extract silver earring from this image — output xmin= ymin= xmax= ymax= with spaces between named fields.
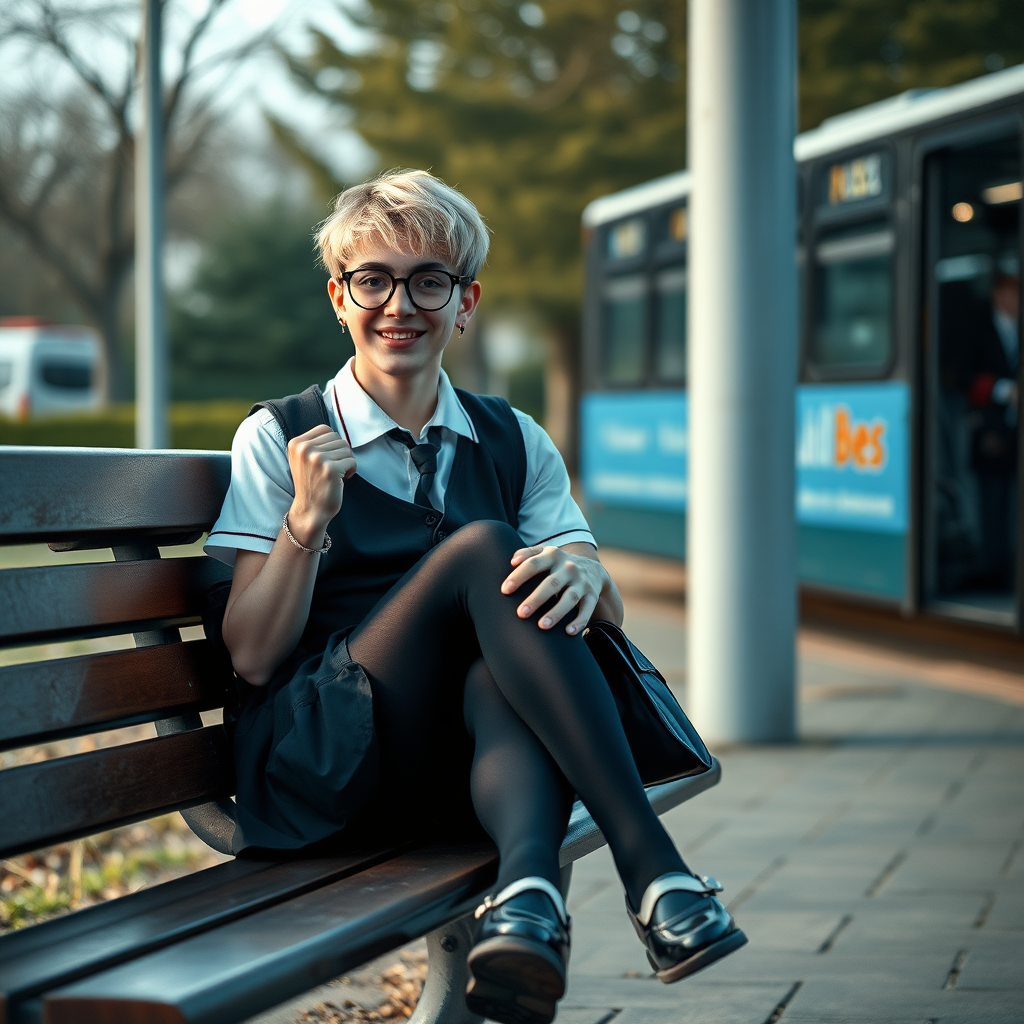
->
xmin=338 ymin=318 xmax=347 ymax=335
xmin=458 ymin=323 xmax=465 ymax=335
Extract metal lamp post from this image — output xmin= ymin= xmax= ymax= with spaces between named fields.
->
xmin=135 ymin=0 xmax=168 ymax=449
xmin=687 ymin=0 xmax=799 ymax=743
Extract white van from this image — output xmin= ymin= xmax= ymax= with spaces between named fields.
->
xmin=0 ymin=318 xmax=102 ymax=420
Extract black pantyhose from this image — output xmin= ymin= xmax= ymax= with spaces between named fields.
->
xmin=463 ymin=658 xmax=575 ymax=892
xmin=346 ymin=519 xmax=687 ymax=907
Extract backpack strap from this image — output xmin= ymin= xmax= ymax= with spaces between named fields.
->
xmin=248 ymin=384 xmax=331 ymax=442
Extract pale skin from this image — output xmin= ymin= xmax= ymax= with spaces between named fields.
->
xmin=222 ymin=241 xmax=623 ymax=686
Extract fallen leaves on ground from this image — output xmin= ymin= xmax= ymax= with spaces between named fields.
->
xmin=0 ymin=815 xmax=224 ymax=932
xmin=298 ymin=952 xmax=429 ymax=1022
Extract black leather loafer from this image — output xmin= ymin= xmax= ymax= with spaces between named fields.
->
xmin=466 ymin=877 xmax=571 ymax=1024
xmin=627 ymin=872 xmax=747 ymax=983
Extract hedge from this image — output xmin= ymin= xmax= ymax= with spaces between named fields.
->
xmin=0 ymin=402 xmax=253 ymax=451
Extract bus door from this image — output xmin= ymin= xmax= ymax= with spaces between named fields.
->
xmin=798 ymin=147 xmax=909 ymax=602
xmin=922 ymin=130 xmax=1021 ymax=628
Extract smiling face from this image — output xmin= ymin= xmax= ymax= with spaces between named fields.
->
xmin=327 ymin=241 xmax=481 ymax=389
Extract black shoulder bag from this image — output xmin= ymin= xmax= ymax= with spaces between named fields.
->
xmin=584 ymin=620 xmax=713 ymax=786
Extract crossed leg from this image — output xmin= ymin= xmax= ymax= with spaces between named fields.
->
xmin=346 ymin=519 xmax=686 ymax=906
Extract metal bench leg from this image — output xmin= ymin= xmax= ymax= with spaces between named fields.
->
xmin=410 ymin=866 xmax=573 ymax=1024
xmin=408 ymin=914 xmax=481 ymax=1024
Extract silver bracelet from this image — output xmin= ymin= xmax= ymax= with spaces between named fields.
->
xmin=282 ymin=513 xmax=331 ymax=554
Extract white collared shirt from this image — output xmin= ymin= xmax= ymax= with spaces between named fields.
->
xmin=205 ymin=358 xmax=595 ymax=565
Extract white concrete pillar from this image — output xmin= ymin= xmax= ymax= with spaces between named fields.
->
xmin=135 ymin=0 xmax=169 ymax=449
xmin=687 ymin=0 xmax=798 ymax=743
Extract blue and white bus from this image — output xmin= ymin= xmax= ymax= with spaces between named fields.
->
xmin=580 ymin=65 xmax=1024 ymax=632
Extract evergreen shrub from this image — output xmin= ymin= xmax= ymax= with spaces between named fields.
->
xmin=0 ymin=402 xmax=251 ymax=450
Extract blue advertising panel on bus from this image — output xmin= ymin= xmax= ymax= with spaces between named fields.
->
xmin=580 ymin=391 xmax=688 ymax=511
xmin=796 ymin=382 xmax=909 ymax=534
xmin=581 ymin=382 xmax=910 ymax=534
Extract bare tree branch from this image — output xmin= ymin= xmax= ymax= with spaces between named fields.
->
xmin=166 ymin=27 xmax=278 ymax=117
xmin=0 ymin=177 xmax=101 ymax=316
xmin=27 ymin=151 xmax=78 ymax=219
xmin=164 ymin=0 xmax=229 ymax=129
xmin=0 ymin=0 xmax=268 ymax=398
xmin=166 ymin=105 xmax=223 ymax=189
xmin=29 ymin=0 xmax=135 ymax=141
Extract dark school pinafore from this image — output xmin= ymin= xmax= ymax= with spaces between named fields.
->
xmin=230 ymin=390 xmax=527 ymax=852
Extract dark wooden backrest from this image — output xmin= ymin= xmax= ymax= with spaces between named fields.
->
xmin=0 ymin=447 xmax=239 ymax=860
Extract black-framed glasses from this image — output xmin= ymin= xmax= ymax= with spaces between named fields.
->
xmin=339 ymin=268 xmax=473 ymax=311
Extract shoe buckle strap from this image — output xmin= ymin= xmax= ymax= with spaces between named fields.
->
xmin=474 ymin=895 xmax=497 ymax=920
xmin=636 ymin=873 xmax=724 ymax=927
xmin=473 ymin=876 xmax=569 ymax=926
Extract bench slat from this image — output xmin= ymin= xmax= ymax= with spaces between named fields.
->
xmin=35 ymin=773 xmax=720 ymax=1024
xmin=44 ymin=843 xmax=498 ymax=1024
xmin=0 ymin=641 xmax=231 ymax=753
xmin=0 ymin=448 xmax=230 ymax=548
xmin=0 ymin=558 xmax=231 ymax=646
xmin=0 ymin=861 xmax=269 ymax=1024
xmin=0 ymin=847 xmax=406 ymax=1024
xmin=29 ymin=770 xmax=720 ymax=1024
xmin=0 ymin=728 xmax=233 ymax=860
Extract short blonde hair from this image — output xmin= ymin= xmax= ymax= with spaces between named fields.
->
xmin=316 ymin=169 xmax=490 ymax=281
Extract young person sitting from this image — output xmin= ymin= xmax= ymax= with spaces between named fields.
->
xmin=206 ymin=169 xmax=746 ymax=1024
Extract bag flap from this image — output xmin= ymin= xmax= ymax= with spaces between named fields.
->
xmin=586 ymin=620 xmax=667 ymax=684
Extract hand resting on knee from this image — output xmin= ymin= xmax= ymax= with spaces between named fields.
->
xmin=501 ymin=541 xmax=623 ymax=635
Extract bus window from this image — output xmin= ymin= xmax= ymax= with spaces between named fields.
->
xmin=604 ymin=275 xmax=647 ymax=384
xmin=812 ymin=223 xmax=894 ymax=370
xmin=654 ymin=266 xmax=686 ymax=382
xmin=40 ymin=361 xmax=92 ymax=389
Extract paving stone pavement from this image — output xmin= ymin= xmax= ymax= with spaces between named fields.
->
xmin=252 ymin=587 xmax=1024 ymax=1024
xmin=555 ymin=597 xmax=1024 ymax=1024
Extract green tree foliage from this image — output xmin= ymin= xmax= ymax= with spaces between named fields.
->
xmin=170 ymin=204 xmax=352 ymax=400
xmin=283 ymin=0 xmax=1024 ymax=311
xmin=278 ymin=0 xmax=683 ymax=457
xmin=285 ymin=0 xmax=683 ymax=335
xmin=800 ymin=1 xmax=1024 ymax=130
xmin=278 ymin=0 xmax=1020 ymax=459
xmin=0 ymin=0 xmax=275 ymax=400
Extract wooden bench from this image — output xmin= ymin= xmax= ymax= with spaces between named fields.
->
xmin=0 ymin=445 xmax=721 ymax=1024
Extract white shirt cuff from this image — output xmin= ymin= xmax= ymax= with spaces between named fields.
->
xmin=204 ymin=529 xmax=277 ymax=566
xmin=521 ymin=528 xmax=596 ymax=549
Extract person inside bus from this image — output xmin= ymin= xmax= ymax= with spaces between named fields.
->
xmin=206 ymin=170 xmax=745 ymax=1024
xmin=962 ymin=268 xmax=1018 ymax=588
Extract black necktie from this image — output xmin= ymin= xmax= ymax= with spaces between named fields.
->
xmin=387 ymin=426 xmax=443 ymax=509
